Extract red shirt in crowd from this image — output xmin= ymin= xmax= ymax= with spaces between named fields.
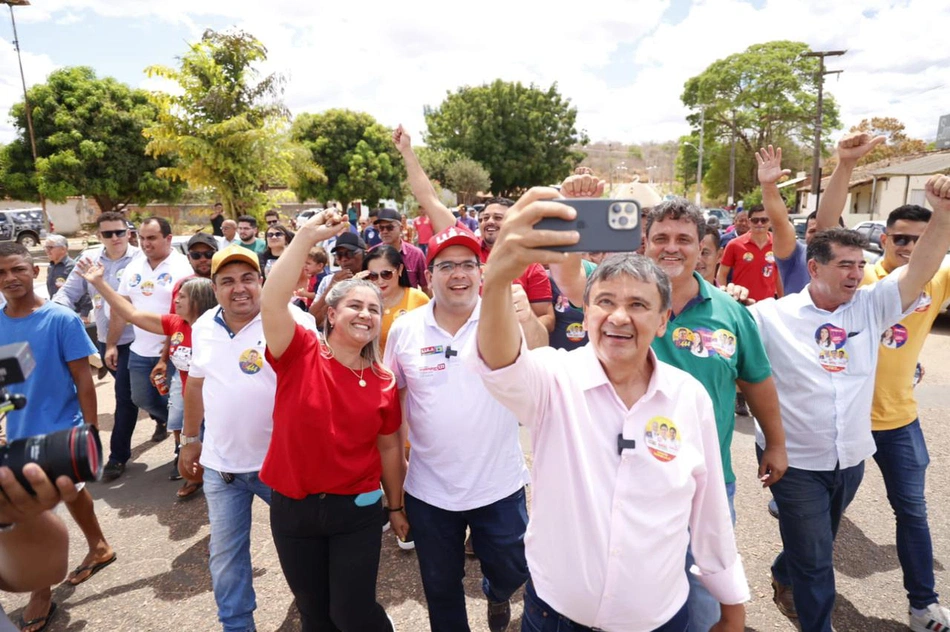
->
xmin=161 ymin=314 xmax=193 ymax=389
xmin=478 ymin=241 xmax=553 ymax=303
xmin=721 ymin=232 xmax=777 ymax=302
xmin=261 ymin=324 xmax=402 ymax=499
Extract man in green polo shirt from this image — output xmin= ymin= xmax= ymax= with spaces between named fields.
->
xmin=552 ymin=188 xmax=786 ymax=631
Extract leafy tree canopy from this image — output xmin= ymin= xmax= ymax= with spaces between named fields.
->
xmin=445 ymin=158 xmax=491 ymax=206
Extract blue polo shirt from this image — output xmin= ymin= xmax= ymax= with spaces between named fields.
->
xmin=777 ymin=240 xmax=810 ymax=295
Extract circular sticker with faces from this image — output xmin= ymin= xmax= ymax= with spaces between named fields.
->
xmin=566 ymin=322 xmax=586 ymax=342
xmin=644 ymin=416 xmax=681 ymax=462
xmin=881 ymin=324 xmax=908 ymax=349
xmin=140 ymin=280 xmax=155 ymax=297
xmin=819 ymin=348 xmax=849 ymax=372
xmin=914 ymin=292 xmax=932 ymax=314
xmin=239 ymin=348 xmax=263 ymax=375
xmin=816 ymin=323 xmax=848 ymax=372
xmin=742 ymin=252 xmax=755 ymax=262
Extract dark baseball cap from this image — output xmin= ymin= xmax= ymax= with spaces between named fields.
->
xmin=188 ymin=233 xmax=219 ymax=251
xmin=332 ymin=232 xmax=366 ymax=253
xmin=374 ymin=208 xmax=402 ymax=224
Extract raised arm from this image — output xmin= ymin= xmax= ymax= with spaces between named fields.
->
xmin=262 ymin=211 xmax=348 ymax=359
xmin=756 ymin=146 xmax=797 ymax=259
xmin=393 ymin=125 xmax=456 ymax=233
xmin=897 ymin=175 xmax=950 ymax=310
xmin=815 ymin=132 xmax=886 ymax=230
xmin=51 ymin=253 xmax=92 ymax=311
xmin=75 ymin=260 xmax=164 ymax=335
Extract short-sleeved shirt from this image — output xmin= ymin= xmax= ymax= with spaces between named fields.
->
xmin=117 ymin=251 xmax=193 ymax=357
xmin=261 ymin=324 xmax=402 ymax=499
xmin=776 ymin=240 xmax=809 ymax=295
xmin=373 ymin=240 xmax=428 ymax=292
xmin=414 ymin=215 xmax=434 ymax=246
xmin=478 ymin=241 xmax=553 ymax=303
xmin=0 ymin=301 xmax=98 ymax=440
xmin=362 ymin=227 xmax=383 ymax=248
xmin=380 ymin=287 xmax=430 ymax=353
xmin=550 ymin=275 xmax=587 ymax=351
xmin=863 ymin=263 xmax=950 ymax=431
xmin=721 ymin=232 xmax=777 ymax=302
xmin=239 ymin=238 xmax=267 ymax=254
xmin=161 ymin=313 xmax=193 ymax=387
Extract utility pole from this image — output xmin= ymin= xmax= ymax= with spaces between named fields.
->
xmin=728 ymin=109 xmax=736 ymax=206
xmin=802 ymin=49 xmax=846 ymax=211
xmin=696 ymin=107 xmax=705 ymax=207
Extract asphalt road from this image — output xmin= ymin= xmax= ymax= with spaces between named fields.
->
xmin=3 ymin=308 xmax=950 ymax=631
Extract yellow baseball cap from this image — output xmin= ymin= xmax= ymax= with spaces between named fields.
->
xmin=211 ymin=244 xmax=261 ymax=276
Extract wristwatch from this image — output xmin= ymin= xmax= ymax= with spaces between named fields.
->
xmin=180 ymin=435 xmax=201 ymax=446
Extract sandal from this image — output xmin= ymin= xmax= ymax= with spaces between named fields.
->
xmin=19 ymin=601 xmax=57 ymax=632
xmin=177 ymin=481 xmax=203 ymax=500
xmin=67 ymin=553 xmax=117 ymax=586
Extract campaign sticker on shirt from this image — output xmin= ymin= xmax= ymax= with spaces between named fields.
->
xmin=762 ymin=264 xmax=774 ymax=278
xmin=672 ymin=327 xmax=693 ymax=349
xmin=819 ymin=348 xmax=849 ymax=372
xmin=711 ymin=329 xmax=737 ymax=359
xmin=93 ymin=293 xmax=102 ymax=309
xmin=170 ymin=331 xmax=185 ymax=348
xmin=239 ymin=348 xmax=263 ymax=374
xmin=815 ymin=323 xmax=846 ymax=351
xmin=128 ymin=273 xmax=142 ymax=288
xmin=914 ymin=292 xmax=932 ymax=313
xmin=420 ymin=345 xmax=444 ymax=356
xmin=566 ymin=322 xmax=586 ymax=342
xmin=765 ymin=251 xmax=775 ymax=263
xmin=140 ymin=280 xmax=155 ymax=297
xmin=55 ymin=276 xmax=67 ymax=288
xmin=156 ymin=272 xmax=173 ymax=286
xmin=555 ymin=294 xmax=572 ymax=313
xmin=881 ymin=324 xmax=908 ymax=349
xmin=644 ymin=416 xmax=681 ymax=462
xmin=672 ymin=327 xmax=726 ymax=359
xmin=742 ymin=252 xmax=754 ymax=262
xmin=394 ymin=309 xmax=408 ymax=319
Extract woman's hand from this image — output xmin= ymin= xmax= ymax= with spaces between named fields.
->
xmin=389 ymin=509 xmax=410 ymax=541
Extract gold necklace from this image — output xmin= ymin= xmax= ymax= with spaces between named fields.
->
xmin=325 ymin=341 xmax=367 ymax=387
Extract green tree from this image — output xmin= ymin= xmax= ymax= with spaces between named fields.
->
xmin=682 ymin=41 xmax=842 ymax=195
xmin=845 ymin=117 xmax=927 ymax=166
xmin=290 ymin=109 xmax=404 ymax=209
xmin=144 ymin=29 xmax=317 ymax=219
xmin=424 ymin=80 xmax=588 ymax=196
xmin=415 ymin=146 xmax=467 ymax=186
xmin=0 ymin=66 xmax=183 ymax=212
xmin=445 ymin=158 xmax=491 ymax=206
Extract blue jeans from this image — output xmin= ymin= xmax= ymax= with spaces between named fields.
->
xmin=98 ymin=342 xmax=139 ymax=465
xmin=872 ymin=419 xmax=937 ymax=609
xmin=167 ymin=371 xmax=184 ymax=432
xmin=685 ymin=481 xmax=736 ymax=631
xmin=128 ymin=350 xmax=171 ymax=426
xmin=405 ymin=487 xmax=529 ymax=632
xmin=522 ymin=579 xmax=688 ymax=632
xmin=204 ymin=467 xmax=273 ymax=632
xmin=760 ymin=447 xmax=864 ymax=632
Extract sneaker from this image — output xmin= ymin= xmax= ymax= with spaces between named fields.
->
xmin=397 ymin=529 xmax=415 ymax=551
xmin=169 ymin=454 xmax=182 ymax=481
xmin=735 ymin=393 xmax=750 ymax=416
xmin=102 ymin=461 xmax=125 ymax=482
xmin=910 ymin=603 xmax=950 ymax=632
xmin=487 ymin=598 xmax=511 ymax=632
xmin=768 ymin=499 xmax=780 ymax=519
xmin=771 ymin=575 xmax=797 ymax=619
xmin=151 ymin=423 xmax=168 ymax=442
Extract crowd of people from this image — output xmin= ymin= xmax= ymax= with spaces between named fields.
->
xmin=0 ymin=126 xmax=949 ymax=632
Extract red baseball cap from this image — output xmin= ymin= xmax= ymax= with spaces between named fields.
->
xmin=426 ymin=225 xmax=480 ymax=265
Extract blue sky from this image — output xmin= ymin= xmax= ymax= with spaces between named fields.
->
xmin=1 ymin=0 xmax=948 ymax=147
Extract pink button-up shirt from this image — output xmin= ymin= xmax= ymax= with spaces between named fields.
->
xmin=473 ymin=343 xmax=749 ymax=631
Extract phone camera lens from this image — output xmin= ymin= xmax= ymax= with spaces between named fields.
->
xmin=611 ymin=204 xmax=622 ymax=213
xmin=625 ymin=203 xmax=637 ymax=215
xmin=618 ymin=216 xmax=629 ymax=226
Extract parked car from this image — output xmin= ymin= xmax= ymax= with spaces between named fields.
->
xmin=704 ymin=208 xmax=733 ymax=229
xmin=0 ymin=208 xmax=47 ymax=247
xmin=788 ymin=213 xmax=810 ymax=240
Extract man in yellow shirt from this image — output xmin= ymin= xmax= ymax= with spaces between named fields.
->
xmin=862 ymin=201 xmax=950 ymax=632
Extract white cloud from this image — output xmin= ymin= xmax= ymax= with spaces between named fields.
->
xmin=0 ymin=38 xmax=59 ymax=144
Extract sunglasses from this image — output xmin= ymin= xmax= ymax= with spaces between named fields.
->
xmin=889 ymin=234 xmax=921 ymax=247
xmin=749 ymin=217 xmax=770 ymax=225
xmin=366 ymin=270 xmax=396 ymax=282
xmin=100 ymin=229 xmax=128 ymax=238
xmin=376 ymin=223 xmax=399 ymax=232
xmin=189 ymin=251 xmax=215 ymax=260
xmin=266 ymin=219 xmax=279 ymax=226
xmin=266 ymin=232 xmax=285 ymax=239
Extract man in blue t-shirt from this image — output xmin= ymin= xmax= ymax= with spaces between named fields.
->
xmin=0 ymin=242 xmax=116 ymax=629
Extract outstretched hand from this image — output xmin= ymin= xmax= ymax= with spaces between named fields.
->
xmin=75 ymin=259 xmax=106 ymax=286
xmin=925 ymin=174 xmax=950 ymax=213
xmin=756 ymin=145 xmax=792 ymax=185
xmin=836 ymin=132 xmax=886 ymax=163
xmin=299 ymin=209 xmax=349 ymax=244
xmin=560 ymin=173 xmax=606 ymax=198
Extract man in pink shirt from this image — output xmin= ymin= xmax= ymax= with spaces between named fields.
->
xmin=472 ymin=187 xmax=749 ymax=631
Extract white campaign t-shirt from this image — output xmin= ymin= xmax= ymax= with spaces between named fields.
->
xmin=117 ymin=250 xmax=193 ymax=357
xmin=384 ymin=299 xmax=529 ymax=511
xmin=189 ymin=307 xmax=317 ymax=473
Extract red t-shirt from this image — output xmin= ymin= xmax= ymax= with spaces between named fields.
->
xmin=415 ymin=215 xmax=434 ymax=245
xmin=261 ymin=324 xmax=402 ymax=499
xmin=161 ymin=314 xmax=193 ymax=389
xmin=478 ymin=240 xmax=553 ymax=303
xmin=721 ymin=232 xmax=777 ymax=302
xmin=169 ymin=274 xmax=196 ymax=315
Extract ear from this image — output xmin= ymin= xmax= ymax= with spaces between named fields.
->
xmin=655 ymin=308 xmax=670 ymax=338
xmin=32 ymin=265 xmax=40 ymax=279
xmin=879 ymin=233 xmax=889 ymax=248
xmin=807 ymin=258 xmax=819 ymax=278
xmin=424 ymin=269 xmax=433 ymax=288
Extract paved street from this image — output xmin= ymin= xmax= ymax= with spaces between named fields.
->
xmin=3 ymin=312 xmax=950 ymax=631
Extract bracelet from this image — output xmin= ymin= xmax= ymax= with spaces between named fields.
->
xmin=384 ymin=506 xmax=404 ymax=513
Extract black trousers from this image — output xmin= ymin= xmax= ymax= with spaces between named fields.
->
xmin=270 ymin=491 xmax=392 ymax=632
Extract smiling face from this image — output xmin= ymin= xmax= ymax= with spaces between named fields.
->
xmin=808 ymin=243 xmax=866 ymax=308
xmin=212 ymin=262 xmax=261 ymax=321
xmin=882 ymin=219 xmax=928 ymax=271
xmin=427 ymin=245 xmax=481 ymax=314
xmin=366 ymin=258 xmax=402 ymax=301
xmin=583 ymin=274 xmax=669 ymax=370
xmin=327 ymin=285 xmax=382 ymax=347
xmin=478 ymin=204 xmax=508 ymax=247
xmin=0 ymin=253 xmax=38 ymax=303
xmin=733 ymin=212 xmax=750 ymax=235
xmin=645 ymin=217 xmax=700 ymax=285
xmin=174 ymin=289 xmax=194 ymax=321
xmin=138 ymin=220 xmax=172 ymax=263
xmin=748 ymin=208 xmax=771 ymax=236
xmin=695 ymin=232 xmax=721 ymax=284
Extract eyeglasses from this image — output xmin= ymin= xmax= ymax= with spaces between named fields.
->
xmin=889 ymin=234 xmax=921 ymax=247
xmin=749 ymin=217 xmax=770 ymax=225
xmin=366 ymin=270 xmax=396 ymax=281
xmin=189 ymin=251 xmax=215 ymax=260
xmin=376 ymin=223 xmax=399 ymax=232
xmin=266 ymin=232 xmax=285 ymax=239
xmin=100 ymin=229 xmax=128 ymax=238
xmin=430 ymin=260 xmax=480 ymax=274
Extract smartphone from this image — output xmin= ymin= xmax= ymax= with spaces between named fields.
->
xmin=534 ymin=199 xmax=642 ymax=252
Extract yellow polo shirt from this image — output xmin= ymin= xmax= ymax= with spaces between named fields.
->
xmin=862 ymin=262 xmax=950 ymax=431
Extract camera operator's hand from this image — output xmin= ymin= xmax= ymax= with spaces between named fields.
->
xmin=0 ymin=464 xmax=78 ymax=526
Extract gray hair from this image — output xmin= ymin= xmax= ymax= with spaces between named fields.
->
xmin=178 ymin=277 xmax=218 ymax=321
xmin=45 ymin=234 xmax=68 ymax=249
xmin=323 ymin=278 xmax=394 ymax=386
xmin=645 ymin=198 xmax=705 ymax=242
xmin=583 ymin=253 xmax=672 ymax=312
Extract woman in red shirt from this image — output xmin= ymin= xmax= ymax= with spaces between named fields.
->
xmin=260 ymin=209 xmax=407 ymax=632
xmin=77 ymin=262 xmax=217 ymax=499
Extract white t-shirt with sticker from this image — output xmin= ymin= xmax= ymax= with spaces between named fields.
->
xmin=117 ymin=250 xmax=193 ymax=357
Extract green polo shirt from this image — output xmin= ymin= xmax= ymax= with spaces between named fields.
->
xmin=581 ymin=262 xmax=772 ymax=483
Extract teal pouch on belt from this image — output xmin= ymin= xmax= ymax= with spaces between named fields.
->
xmin=354 ymin=489 xmax=383 ymax=506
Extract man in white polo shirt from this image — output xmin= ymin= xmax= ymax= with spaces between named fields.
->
xmin=384 ymin=226 xmax=547 ymax=632
xmin=105 ymin=216 xmax=192 ymax=479
xmin=178 ymin=245 xmax=315 ymax=632
xmin=748 ymin=174 xmax=950 ymax=632
xmin=474 ymin=188 xmax=748 ymax=632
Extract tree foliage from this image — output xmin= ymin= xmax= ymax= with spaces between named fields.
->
xmin=144 ymin=29 xmax=317 ymax=219
xmin=445 ymin=158 xmax=491 ymax=206
xmin=414 ymin=146 xmax=468 ymax=186
xmin=847 ymin=118 xmax=927 ymax=166
xmin=424 ymin=80 xmax=588 ymax=196
xmin=290 ymin=109 xmax=404 ymax=209
xmin=682 ymin=40 xmax=842 ymax=196
xmin=0 ymin=66 xmax=182 ymax=212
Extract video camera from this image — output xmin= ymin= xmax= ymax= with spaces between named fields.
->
xmin=0 ymin=342 xmax=103 ymax=493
